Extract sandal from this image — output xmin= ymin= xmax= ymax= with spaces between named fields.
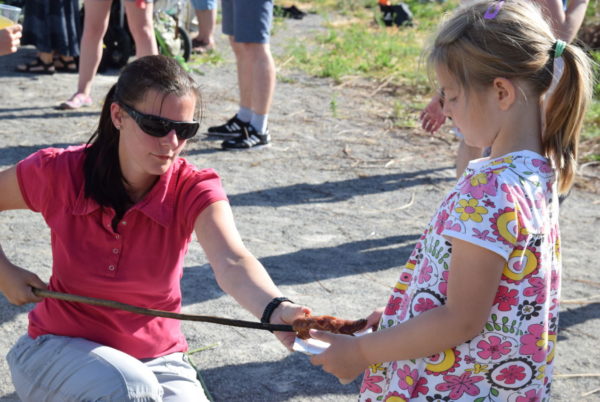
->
xmin=54 ymin=56 xmax=78 ymax=73
xmin=57 ymin=93 xmax=93 ymax=110
xmin=16 ymin=57 xmax=55 ymax=75
xmin=192 ymin=38 xmax=214 ymax=54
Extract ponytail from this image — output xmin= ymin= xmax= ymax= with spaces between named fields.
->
xmin=543 ymin=44 xmax=594 ymax=194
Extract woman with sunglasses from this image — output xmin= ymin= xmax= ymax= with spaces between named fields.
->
xmin=0 ymin=55 xmax=309 ymax=401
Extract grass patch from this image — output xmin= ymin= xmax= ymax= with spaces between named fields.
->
xmin=279 ymin=0 xmax=600 ymax=159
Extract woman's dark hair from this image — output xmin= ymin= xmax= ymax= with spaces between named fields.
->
xmin=83 ymin=55 xmax=201 ymax=220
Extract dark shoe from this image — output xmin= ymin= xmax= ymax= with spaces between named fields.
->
xmin=207 ymin=115 xmax=249 ymax=138
xmin=221 ymin=125 xmax=271 ymax=151
xmin=54 ymin=56 xmax=78 ymax=73
xmin=16 ymin=57 xmax=55 ymax=74
xmin=192 ymin=37 xmax=214 ymax=54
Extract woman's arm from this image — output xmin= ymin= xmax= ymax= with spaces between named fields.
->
xmin=310 ymin=238 xmax=505 ymax=382
xmin=532 ymin=0 xmax=590 ymax=42
xmin=194 ymin=201 xmax=309 ymax=348
xmin=0 ymin=166 xmax=47 ymax=305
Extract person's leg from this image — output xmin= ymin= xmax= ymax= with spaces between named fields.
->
xmin=124 ymin=0 xmax=158 ymax=57
xmin=232 ymin=0 xmax=275 ymax=131
xmin=7 ymin=335 xmax=163 ymax=401
xmin=191 ymin=0 xmax=217 ymax=51
xmin=144 ymin=352 xmax=210 ymax=401
xmin=76 ymin=0 xmax=112 ymax=97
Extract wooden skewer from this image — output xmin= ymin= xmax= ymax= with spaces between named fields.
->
xmin=32 ymin=288 xmax=295 ymax=333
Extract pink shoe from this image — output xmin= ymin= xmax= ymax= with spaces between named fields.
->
xmin=58 ymin=93 xmax=93 ymax=110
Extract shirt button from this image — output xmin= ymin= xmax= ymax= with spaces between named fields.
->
xmin=108 ymin=265 xmax=115 ymax=271
xmin=121 ymin=221 xmax=127 ymax=225
xmin=115 ymin=234 xmax=120 ymax=240
xmin=113 ymin=248 xmax=119 ymax=254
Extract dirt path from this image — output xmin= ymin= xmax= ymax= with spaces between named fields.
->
xmin=0 ymin=12 xmax=599 ymax=401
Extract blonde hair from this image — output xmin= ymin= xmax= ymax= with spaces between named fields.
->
xmin=427 ymin=0 xmax=594 ymax=193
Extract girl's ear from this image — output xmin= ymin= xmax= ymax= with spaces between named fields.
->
xmin=492 ymin=77 xmax=516 ymax=111
xmin=110 ymin=102 xmax=123 ymax=130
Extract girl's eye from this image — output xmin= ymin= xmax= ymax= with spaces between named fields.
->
xmin=448 ymin=96 xmax=458 ymax=103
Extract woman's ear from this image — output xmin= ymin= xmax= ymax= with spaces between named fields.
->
xmin=492 ymin=77 xmax=516 ymax=111
xmin=110 ymin=102 xmax=123 ymax=130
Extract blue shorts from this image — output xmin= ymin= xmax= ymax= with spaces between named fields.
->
xmin=191 ymin=0 xmax=216 ymax=10
xmin=221 ymin=0 xmax=273 ymax=44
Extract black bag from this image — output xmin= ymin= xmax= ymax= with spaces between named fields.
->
xmin=380 ymin=3 xmax=413 ymax=27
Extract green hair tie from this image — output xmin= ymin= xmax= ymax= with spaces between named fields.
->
xmin=553 ymin=40 xmax=566 ymax=59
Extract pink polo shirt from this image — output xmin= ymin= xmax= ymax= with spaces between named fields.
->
xmin=17 ymin=145 xmax=228 ymax=359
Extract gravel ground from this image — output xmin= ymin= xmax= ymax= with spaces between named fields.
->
xmin=0 ymin=12 xmax=599 ymax=402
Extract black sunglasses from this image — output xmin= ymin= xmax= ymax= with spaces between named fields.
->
xmin=119 ymin=102 xmax=199 ymax=140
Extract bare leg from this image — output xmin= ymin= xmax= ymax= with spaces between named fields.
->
xmin=124 ymin=1 xmax=158 ymax=57
xmin=230 ymin=39 xmax=275 ymax=115
xmin=76 ymin=0 xmax=112 ymax=96
xmin=193 ymin=8 xmax=216 ymax=49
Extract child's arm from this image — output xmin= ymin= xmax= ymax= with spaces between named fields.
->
xmin=533 ymin=0 xmax=590 ymax=42
xmin=310 ymin=238 xmax=504 ymax=382
xmin=419 ymin=94 xmax=446 ymax=134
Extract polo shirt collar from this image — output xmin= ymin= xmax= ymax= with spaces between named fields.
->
xmin=73 ymin=162 xmax=177 ymax=227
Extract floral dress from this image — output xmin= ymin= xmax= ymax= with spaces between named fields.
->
xmin=359 ymin=151 xmax=561 ymax=402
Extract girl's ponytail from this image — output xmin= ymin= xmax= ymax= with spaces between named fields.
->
xmin=543 ymin=44 xmax=594 ymax=194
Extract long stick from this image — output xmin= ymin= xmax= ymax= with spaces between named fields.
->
xmin=32 ymin=288 xmax=294 ymax=333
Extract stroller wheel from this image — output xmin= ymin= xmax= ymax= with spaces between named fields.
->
xmin=176 ymin=26 xmax=192 ymax=62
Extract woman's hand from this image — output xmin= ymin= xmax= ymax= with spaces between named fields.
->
xmin=420 ymin=94 xmax=446 ymax=134
xmin=270 ymin=301 xmax=311 ymax=350
xmin=0 ymin=263 xmax=47 ymax=305
xmin=309 ymin=330 xmax=369 ymax=384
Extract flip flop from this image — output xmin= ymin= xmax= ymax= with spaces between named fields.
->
xmin=16 ymin=57 xmax=55 ymax=74
xmin=191 ymin=38 xmax=214 ymax=54
xmin=57 ymin=93 xmax=93 ymax=110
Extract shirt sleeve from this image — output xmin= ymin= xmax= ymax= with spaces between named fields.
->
xmin=178 ymin=166 xmax=228 ymax=235
xmin=16 ymin=148 xmax=67 ymax=214
xmin=441 ymin=167 xmax=522 ymax=260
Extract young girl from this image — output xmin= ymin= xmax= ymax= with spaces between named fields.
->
xmin=0 ymin=55 xmax=307 ymax=401
xmin=310 ymin=1 xmax=593 ymax=400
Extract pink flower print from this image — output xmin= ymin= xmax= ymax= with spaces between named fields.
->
xmin=516 ymin=388 xmax=543 ymax=402
xmin=418 ymin=258 xmax=433 ymax=284
xmin=460 ymin=171 xmax=497 ymax=199
xmin=435 ymin=372 xmax=484 ymax=399
xmin=532 ymin=158 xmax=552 ymax=173
xmin=414 ymin=297 xmax=437 ymax=313
xmin=476 ymin=335 xmax=511 ymax=360
xmin=360 ymin=368 xmax=384 ymax=393
xmin=438 ymin=270 xmax=449 ymax=296
xmin=398 ymin=295 xmax=411 ymax=321
xmin=434 ymin=210 xmax=449 ymax=235
xmin=493 ymin=286 xmax=519 ymax=311
xmin=550 ymin=270 xmax=560 ymax=291
xmin=472 ymin=228 xmax=496 ymax=242
xmin=500 ymin=183 xmax=532 ymax=220
xmin=384 ymin=296 xmax=402 ymax=316
xmin=411 ymin=377 xmax=429 ymax=397
xmin=497 ymin=364 xmax=526 ymax=384
xmin=444 ymin=219 xmax=462 ymax=232
xmin=397 ymin=364 xmax=419 ymax=391
xmin=520 ymin=323 xmax=547 ymax=363
xmin=483 ymin=198 xmax=496 ymax=208
xmin=524 ymin=276 xmax=547 ymax=304
xmin=400 ymin=272 xmax=413 ymax=285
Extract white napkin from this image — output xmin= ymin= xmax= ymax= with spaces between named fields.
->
xmin=292 ymin=328 xmax=372 ymax=355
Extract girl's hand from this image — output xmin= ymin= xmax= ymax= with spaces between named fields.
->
xmin=309 ymin=330 xmax=369 ymax=384
xmin=420 ymin=94 xmax=446 ymax=134
xmin=0 ymin=264 xmax=47 ymax=306
xmin=270 ymin=302 xmax=312 ymax=350
xmin=365 ymin=307 xmax=384 ymax=331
